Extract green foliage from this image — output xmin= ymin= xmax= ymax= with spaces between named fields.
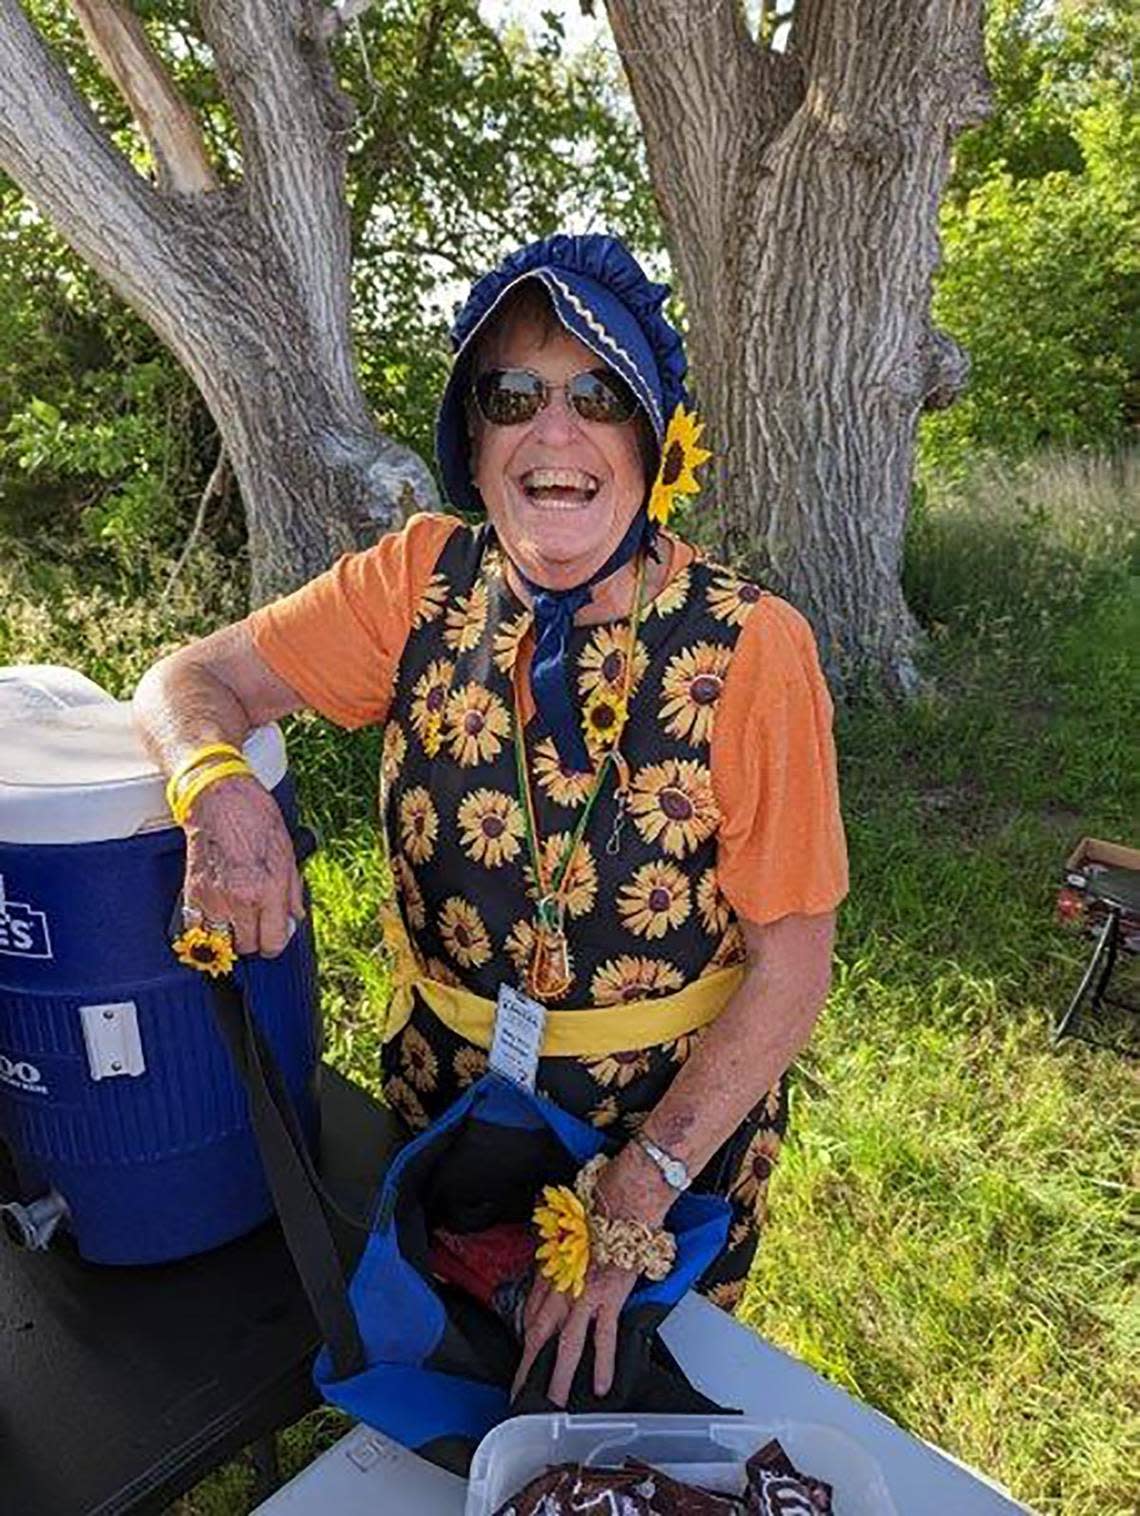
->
xmin=922 ymin=1 xmax=1140 ymax=477
xmin=0 ymin=1 xmax=660 ymax=568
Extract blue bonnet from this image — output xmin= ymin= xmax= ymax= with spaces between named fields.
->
xmin=435 ymin=233 xmax=690 ymax=513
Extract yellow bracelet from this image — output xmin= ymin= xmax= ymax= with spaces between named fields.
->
xmin=170 ymin=758 xmax=255 ymax=826
xmin=164 ymin=742 xmax=245 ymax=814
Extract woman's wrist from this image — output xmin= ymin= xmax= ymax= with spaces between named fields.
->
xmin=597 ymin=1141 xmax=675 ymax=1228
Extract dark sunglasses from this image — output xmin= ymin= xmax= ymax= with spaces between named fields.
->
xmin=473 ymin=366 xmax=638 ymax=427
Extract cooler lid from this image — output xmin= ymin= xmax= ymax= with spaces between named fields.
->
xmin=0 ymin=664 xmax=288 ymax=844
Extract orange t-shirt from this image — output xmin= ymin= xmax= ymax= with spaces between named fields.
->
xmin=248 ymin=512 xmax=848 ymax=926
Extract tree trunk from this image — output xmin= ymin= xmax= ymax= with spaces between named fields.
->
xmin=0 ymin=0 xmax=436 ymax=603
xmin=606 ymin=0 xmax=990 ymax=695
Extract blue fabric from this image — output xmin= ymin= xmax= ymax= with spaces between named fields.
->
xmin=314 ymin=1075 xmax=730 ymax=1452
xmin=436 ymin=233 xmax=690 ymax=514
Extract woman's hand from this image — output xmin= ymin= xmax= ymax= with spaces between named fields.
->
xmin=512 ymin=1259 xmax=638 ymax=1406
xmin=182 ymin=776 xmax=304 ymax=957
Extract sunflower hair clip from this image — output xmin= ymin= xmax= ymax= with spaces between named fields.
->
xmin=648 ymin=403 xmax=712 ymax=527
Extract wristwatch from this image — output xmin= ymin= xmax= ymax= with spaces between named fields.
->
xmin=634 ymin=1133 xmax=691 ymax=1192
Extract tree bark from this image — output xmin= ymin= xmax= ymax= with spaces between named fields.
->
xmin=0 ymin=0 xmax=436 ymax=603
xmin=606 ymin=0 xmax=990 ymax=695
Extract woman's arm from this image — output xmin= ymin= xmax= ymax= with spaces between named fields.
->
xmin=513 ymin=909 xmax=835 ymax=1406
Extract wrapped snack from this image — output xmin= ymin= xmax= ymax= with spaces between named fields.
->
xmin=492 ymin=1437 xmax=834 ymax=1516
xmin=745 ymin=1439 xmax=833 ymax=1515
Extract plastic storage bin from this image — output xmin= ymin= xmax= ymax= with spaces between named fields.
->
xmin=465 ymin=1413 xmax=899 ymax=1515
xmin=0 ymin=664 xmax=320 ymax=1265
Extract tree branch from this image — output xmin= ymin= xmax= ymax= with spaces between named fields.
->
xmin=195 ymin=0 xmax=360 ymax=414
xmin=604 ymin=0 xmax=802 ymax=248
xmin=68 ymin=0 xmax=217 ymax=193
xmin=0 ymin=0 xmax=204 ymax=336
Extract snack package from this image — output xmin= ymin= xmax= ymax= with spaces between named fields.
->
xmin=492 ymin=1437 xmax=834 ymax=1516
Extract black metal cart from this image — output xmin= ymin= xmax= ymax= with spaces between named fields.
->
xmin=1053 ymin=837 xmax=1140 ymax=1056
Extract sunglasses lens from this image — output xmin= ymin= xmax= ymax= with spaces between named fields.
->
xmin=475 ymin=369 xmax=545 ymax=425
xmin=569 ymin=369 xmax=638 ymax=423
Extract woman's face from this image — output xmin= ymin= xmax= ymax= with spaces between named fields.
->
xmin=470 ymin=318 xmax=648 ymax=590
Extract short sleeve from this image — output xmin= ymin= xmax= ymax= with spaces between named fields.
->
xmin=710 ymin=595 xmax=848 ymax=925
xmin=247 ymin=512 xmax=459 ymax=730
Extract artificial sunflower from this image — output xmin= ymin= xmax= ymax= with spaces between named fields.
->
xmin=504 ymin=917 xmax=537 ymax=977
xmin=730 ymin=1126 xmax=783 ymax=1208
xmin=532 ymin=736 xmax=596 ymax=808
xmin=584 ymin=1046 xmax=650 ymax=1090
xmin=581 ymin=683 xmax=629 ymax=758
xmin=453 ymin=1045 xmax=488 ymax=1088
xmin=648 ymin=565 xmax=691 ymax=619
xmin=425 ymin=955 xmax=463 ymax=988
xmin=647 ymin=403 xmax=711 ymax=527
xmin=627 ymin=758 xmax=719 ymax=859
xmin=705 ymin=1278 xmax=746 ymax=1312
xmin=588 ymin=1095 xmax=621 ymax=1129
xmin=410 ymin=658 xmax=455 ymax=756
xmin=172 ymin=924 xmax=237 ymax=979
xmin=702 ymin=921 xmax=747 ymax=974
xmin=696 ymin=867 xmax=732 ymax=936
xmin=589 ymin=955 xmax=684 ymax=1006
xmin=706 ymin=574 xmax=764 ymax=629
xmin=443 ymin=582 xmax=488 ymax=653
xmin=492 ymin=609 xmax=532 ymax=673
xmin=398 ymin=786 xmax=439 ymax=865
xmin=384 ymin=1074 xmax=429 ymax=1132
xmin=381 ymin=720 xmax=407 ymax=788
xmin=443 ymin=682 xmax=511 ymax=767
xmin=664 ymin=1028 xmax=705 ymax=1065
xmin=438 ymin=896 xmax=492 ymax=969
xmin=531 ymin=834 xmax=598 ymax=918
xmin=412 ymin=571 xmax=449 ymax=628
xmin=659 ymin=642 xmax=732 ymax=746
xmin=533 ymin=1184 xmax=590 ymax=1298
xmin=616 ymin=860 xmax=691 ymax=940
xmin=399 ymin=1024 xmax=439 ymax=1093
xmin=577 ymin=624 xmax=648 ymax=700
xmin=393 ymin=855 xmax=426 ymax=932
xmin=457 ymin=788 xmax=525 ymax=868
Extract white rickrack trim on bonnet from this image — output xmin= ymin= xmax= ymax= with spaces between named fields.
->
xmin=536 ymin=270 xmax=665 ymax=436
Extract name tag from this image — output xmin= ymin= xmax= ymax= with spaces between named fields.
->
xmin=490 ymin=984 xmax=548 ymax=1092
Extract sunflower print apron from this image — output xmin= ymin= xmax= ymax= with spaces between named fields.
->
xmin=378 ymin=522 xmax=787 ymax=1309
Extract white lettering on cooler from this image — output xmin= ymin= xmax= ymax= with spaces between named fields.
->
xmin=0 ymin=1053 xmax=48 ymax=1095
xmin=0 ymin=874 xmax=54 ymax=959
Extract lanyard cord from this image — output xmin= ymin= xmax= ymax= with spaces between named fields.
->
xmin=512 ymin=550 xmax=648 ymax=909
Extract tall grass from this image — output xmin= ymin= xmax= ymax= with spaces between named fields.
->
xmin=1 ymin=451 xmax=1137 ymax=1515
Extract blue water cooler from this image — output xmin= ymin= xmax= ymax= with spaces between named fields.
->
xmin=0 ymin=664 xmax=321 ymax=1265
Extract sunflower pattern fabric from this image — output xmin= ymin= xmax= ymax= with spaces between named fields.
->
xmin=378 ymin=523 xmax=787 ymax=1305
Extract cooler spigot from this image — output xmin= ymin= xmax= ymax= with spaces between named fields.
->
xmin=0 ymin=1189 xmax=69 ymax=1250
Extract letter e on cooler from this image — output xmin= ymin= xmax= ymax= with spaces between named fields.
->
xmin=0 ymin=875 xmax=53 ymax=959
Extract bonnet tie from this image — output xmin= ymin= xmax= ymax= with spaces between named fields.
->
xmin=518 ymin=511 xmax=655 ymax=774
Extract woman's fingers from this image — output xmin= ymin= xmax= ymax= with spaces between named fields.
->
xmin=524 ymin=1273 xmax=554 ymax=1333
xmin=592 ymin=1296 xmax=620 ymax=1398
xmin=511 ymin=1287 xmax=568 ymax=1399
xmin=547 ymin=1294 xmax=591 ymax=1408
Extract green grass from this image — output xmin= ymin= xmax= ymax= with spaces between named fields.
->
xmin=2 ymin=451 xmax=1137 ymax=1514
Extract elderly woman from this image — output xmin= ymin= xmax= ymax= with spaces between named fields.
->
xmin=133 ymin=235 xmax=846 ymax=1409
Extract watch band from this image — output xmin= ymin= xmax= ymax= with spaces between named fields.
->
xmin=634 ymin=1133 xmax=691 ymax=1192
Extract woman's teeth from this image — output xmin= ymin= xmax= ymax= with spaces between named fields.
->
xmin=520 ymin=468 xmax=600 ymax=507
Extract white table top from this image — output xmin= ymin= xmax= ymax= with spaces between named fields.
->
xmin=256 ymin=1293 xmax=1034 ymax=1514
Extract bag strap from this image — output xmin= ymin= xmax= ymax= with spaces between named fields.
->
xmin=209 ymin=973 xmax=366 ymax=1381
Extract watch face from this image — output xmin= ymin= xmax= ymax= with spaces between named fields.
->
xmin=664 ymin=1158 xmax=687 ymax=1188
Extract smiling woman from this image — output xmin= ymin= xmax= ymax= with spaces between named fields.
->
xmin=132 ymin=233 xmax=847 ymax=1426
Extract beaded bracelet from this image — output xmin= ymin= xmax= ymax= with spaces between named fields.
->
xmin=574 ymin=1154 xmax=677 ymax=1282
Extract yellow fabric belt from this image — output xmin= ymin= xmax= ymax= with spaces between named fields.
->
xmin=381 ymin=906 xmax=743 ymax=1057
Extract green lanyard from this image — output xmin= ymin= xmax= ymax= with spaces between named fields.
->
xmin=511 ymin=551 xmax=648 ymax=932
